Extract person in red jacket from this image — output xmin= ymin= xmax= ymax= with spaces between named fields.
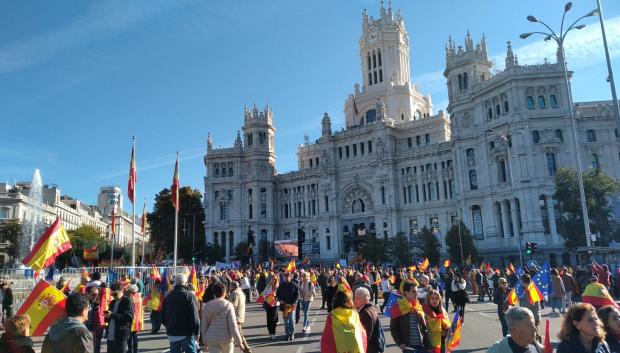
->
xmin=592 ymin=263 xmax=612 ymax=288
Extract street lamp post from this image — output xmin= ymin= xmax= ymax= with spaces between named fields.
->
xmin=595 ymin=0 xmax=620 ymax=128
xmin=520 ymin=2 xmax=598 ymax=248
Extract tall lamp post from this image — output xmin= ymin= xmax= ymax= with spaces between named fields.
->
xmin=520 ymin=2 xmax=598 ymax=248
xmin=595 ymin=0 xmax=620 ymax=127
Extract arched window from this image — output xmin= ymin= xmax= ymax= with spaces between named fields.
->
xmin=504 ymin=101 xmax=509 ymax=113
xmin=592 ymin=154 xmax=600 ymax=170
xmin=466 ymin=148 xmax=475 ymax=161
xmin=372 ymin=51 xmax=377 ymax=68
xmin=496 ymin=104 xmax=501 ymax=116
xmin=538 ymin=95 xmax=546 ymax=108
xmin=425 ymin=134 xmax=431 ymax=144
xmin=221 ymin=167 xmax=227 ymax=177
xmin=469 ymin=170 xmax=478 ymax=190
xmin=368 ymin=72 xmax=372 ymax=86
xmin=415 ymin=110 xmax=422 ymax=120
xmin=365 ymin=109 xmax=377 ymax=124
xmin=352 ymin=199 xmax=365 ymax=214
xmin=526 ymin=96 xmax=535 ymax=109
xmin=463 ymin=72 xmax=468 ymax=89
xmin=550 ymin=94 xmax=558 ymax=106
xmin=587 ymin=129 xmax=597 ymax=142
xmin=532 ymin=130 xmax=540 ymax=144
xmin=471 ymin=205 xmax=484 ymax=239
xmin=378 ymin=49 xmax=382 ymax=66
xmin=488 ymin=108 xmax=493 ymax=120
xmin=367 ymin=53 xmax=371 ymax=70
xmin=215 ymin=168 xmax=220 ymax=177
xmin=458 ymin=74 xmax=463 ymax=91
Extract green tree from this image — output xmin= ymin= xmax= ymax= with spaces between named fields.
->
xmin=390 ymin=232 xmax=411 ymax=266
xmin=419 ymin=226 xmax=440 ymax=266
xmin=203 ymin=243 xmax=224 ymax=264
xmin=233 ymin=241 xmax=251 ymax=265
xmin=148 ymin=187 xmax=206 ymax=262
xmin=554 ymin=168 xmax=620 ymax=249
xmin=68 ymin=224 xmax=103 ymax=248
xmin=444 ymin=222 xmax=478 ymax=264
xmin=358 ymin=234 xmax=389 ymax=265
xmin=0 ymin=219 xmax=21 ymax=257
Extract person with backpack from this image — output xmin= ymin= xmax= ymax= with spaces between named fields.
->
xmin=354 ymin=287 xmax=384 ymax=353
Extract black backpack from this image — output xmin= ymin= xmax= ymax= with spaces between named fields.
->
xmin=373 ymin=316 xmax=386 ymax=353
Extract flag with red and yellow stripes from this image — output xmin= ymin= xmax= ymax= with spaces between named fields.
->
xmin=15 ymin=280 xmax=67 ymax=336
xmin=128 ymin=140 xmax=136 ymax=204
xmin=171 ymin=154 xmax=180 ymax=210
xmin=22 ymin=217 xmax=72 ymax=271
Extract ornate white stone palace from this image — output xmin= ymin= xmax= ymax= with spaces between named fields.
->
xmin=203 ymin=3 xmax=620 ymax=265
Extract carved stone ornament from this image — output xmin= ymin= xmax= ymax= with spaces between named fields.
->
xmin=341 ymin=186 xmax=373 ymax=215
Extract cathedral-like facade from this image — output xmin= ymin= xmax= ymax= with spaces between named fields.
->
xmin=204 ymin=4 xmax=619 ymax=265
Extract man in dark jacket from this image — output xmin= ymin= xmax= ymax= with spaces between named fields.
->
xmin=276 ymin=272 xmax=299 ymax=341
xmin=318 ymin=269 xmax=328 ymax=309
xmin=368 ymin=266 xmax=380 ymax=305
xmin=42 ymin=292 xmax=93 ymax=353
xmin=162 ymin=273 xmax=200 ymax=353
xmin=354 ymin=287 xmax=380 ymax=353
xmin=105 ymin=282 xmax=133 ymax=353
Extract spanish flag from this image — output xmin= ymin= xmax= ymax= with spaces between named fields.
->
xmin=22 ymin=217 xmax=72 ymax=271
xmin=284 ymin=303 xmax=296 ymax=318
xmin=150 ymin=266 xmax=162 ymax=281
xmin=130 ymin=292 xmax=143 ymax=332
xmin=189 ymin=266 xmax=198 ymax=291
xmin=83 ymin=246 xmax=98 ymax=261
xmin=15 ymin=280 xmax=67 ymax=336
xmin=171 ymin=153 xmax=180 ymax=210
xmin=286 ymin=259 xmax=296 ymax=273
xmin=507 ymin=289 xmax=518 ymax=306
xmin=310 ymin=272 xmax=318 ymax=285
xmin=390 ymin=297 xmax=423 ymax=319
xmin=582 ymin=282 xmax=620 ymax=309
xmin=328 ymin=308 xmax=366 ymax=353
xmin=443 ymin=259 xmax=451 ymax=268
xmin=419 ymin=257 xmax=430 ymax=272
xmin=506 ymin=262 xmax=516 ymax=275
xmin=447 ymin=309 xmax=463 ymax=351
xmin=526 ymin=282 xmax=544 ymax=304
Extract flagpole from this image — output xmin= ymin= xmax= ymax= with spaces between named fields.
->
xmin=141 ymin=197 xmax=146 ymax=266
xmin=131 ymin=136 xmax=136 ymax=267
xmin=173 ymin=152 xmax=180 ymax=274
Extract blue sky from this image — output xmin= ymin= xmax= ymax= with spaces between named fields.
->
xmin=2 ymin=0 xmax=619 ymax=214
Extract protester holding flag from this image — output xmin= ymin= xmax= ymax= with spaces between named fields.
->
xmin=261 ymin=275 xmax=280 ymax=339
xmin=0 ymin=315 xmax=35 ymax=353
xmin=494 ymin=278 xmax=512 ymax=337
xmin=276 ymin=271 xmax=299 ymax=341
xmin=145 ymin=279 xmax=163 ymax=334
xmin=487 ymin=307 xmax=541 ymax=353
xmin=41 ymin=293 xmax=93 ymax=353
xmin=557 ymin=303 xmax=608 ymax=353
xmin=127 ymin=285 xmax=143 ymax=353
xmin=518 ymin=274 xmax=541 ymax=340
xmin=379 ymin=273 xmax=393 ymax=314
xmin=597 ymin=305 xmax=620 ymax=352
xmin=320 ymin=290 xmax=367 ymax=353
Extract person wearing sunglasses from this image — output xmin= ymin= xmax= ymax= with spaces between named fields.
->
xmin=105 ymin=282 xmax=134 ymax=353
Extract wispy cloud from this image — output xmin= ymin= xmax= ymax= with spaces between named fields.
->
xmin=18 ymin=74 xmax=95 ymax=105
xmin=0 ymin=1 xmax=174 ymax=73
xmin=415 ymin=16 xmax=620 ymax=105
xmin=91 ymin=147 xmax=205 ymax=183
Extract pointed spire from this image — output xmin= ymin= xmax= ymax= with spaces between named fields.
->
xmin=235 ymin=130 xmax=242 ymax=147
xmin=465 ymin=30 xmax=474 ymax=51
xmin=207 ymin=133 xmax=212 ymax=150
xmin=362 ymin=8 xmax=369 ymax=30
xmin=380 ymin=0 xmax=386 ymax=19
xmin=505 ymin=41 xmax=516 ymax=68
xmin=387 ymin=0 xmax=393 ymax=20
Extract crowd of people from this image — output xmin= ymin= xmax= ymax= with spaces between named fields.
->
xmin=0 ymin=261 xmax=619 ymax=353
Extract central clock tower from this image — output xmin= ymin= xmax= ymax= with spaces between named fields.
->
xmin=359 ymin=1 xmax=410 ymax=89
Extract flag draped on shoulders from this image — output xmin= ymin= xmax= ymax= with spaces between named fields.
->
xmin=390 ymin=297 xmax=423 ymax=319
xmin=22 ymin=217 xmax=72 ymax=271
xmin=320 ymin=307 xmax=366 ymax=353
xmin=423 ymin=304 xmax=451 ymax=353
xmin=16 ymin=280 xmax=67 ymax=336
xmin=582 ymin=282 xmax=620 ymax=308
xmin=131 ymin=292 xmax=143 ymax=332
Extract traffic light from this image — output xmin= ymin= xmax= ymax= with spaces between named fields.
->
xmin=526 ymin=242 xmax=532 ymax=255
xmin=531 ymin=242 xmax=538 ymax=255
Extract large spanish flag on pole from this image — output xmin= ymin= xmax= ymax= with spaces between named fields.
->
xmin=22 ymin=217 xmax=72 ymax=271
xmin=171 ymin=153 xmax=180 ymax=211
xmin=16 ymin=280 xmax=67 ymax=336
xmin=128 ymin=138 xmax=137 ymax=205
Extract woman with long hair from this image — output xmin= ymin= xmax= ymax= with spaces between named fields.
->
xmin=423 ymin=289 xmax=451 ymax=353
xmin=320 ymin=290 xmax=367 ymax=353
xmin=597 ymin=305 xmax=620 ymax=352
xmin=557 ymin=303 xmax=608 ymax=353
xmin=261 ymin=275 xmax=280 ymax=340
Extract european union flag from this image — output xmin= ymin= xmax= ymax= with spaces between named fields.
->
xmin=532 ymin=262 xmax=550 ymax=297
xmin=107 ymin=268 xmax=118 ymax=284
xmin=383 ymin=292 xmax=403 ymax=318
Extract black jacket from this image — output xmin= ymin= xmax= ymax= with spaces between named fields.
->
xmin=557 ymin=335 xmax=610 ymax=353
xmin=276 ymin=280 xmax=299 ymax=306
xmin=162 ymin=285 xmax=200 ymax=337
xmin=358 ymin=303 xmax=379 ymax=353
xmin=0 ymin=333 xmax=35 ymax=353
xmin=106 ymin=296 xmax=134 ymax=342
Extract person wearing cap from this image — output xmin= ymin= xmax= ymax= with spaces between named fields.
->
xmin=494 ymin=277 xmax=511 ymax=337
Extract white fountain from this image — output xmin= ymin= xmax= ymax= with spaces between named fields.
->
xmin=19 ymin=169 xmax=46 ymax=262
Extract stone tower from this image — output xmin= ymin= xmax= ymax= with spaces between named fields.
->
xmin=444 ymin=32 xmax=492 ymax=103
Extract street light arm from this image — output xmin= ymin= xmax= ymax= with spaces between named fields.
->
xmin=521 ymin=31 xmax=560 ymax=44
xmin=536 ymin=20 xmax=559 ymax=41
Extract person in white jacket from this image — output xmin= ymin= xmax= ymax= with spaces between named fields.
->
xmin=201 ymin=282 xmax=246 ymax=353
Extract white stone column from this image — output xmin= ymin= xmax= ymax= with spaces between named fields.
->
xmin=546 ymin=195 xmax=559 ymax=241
